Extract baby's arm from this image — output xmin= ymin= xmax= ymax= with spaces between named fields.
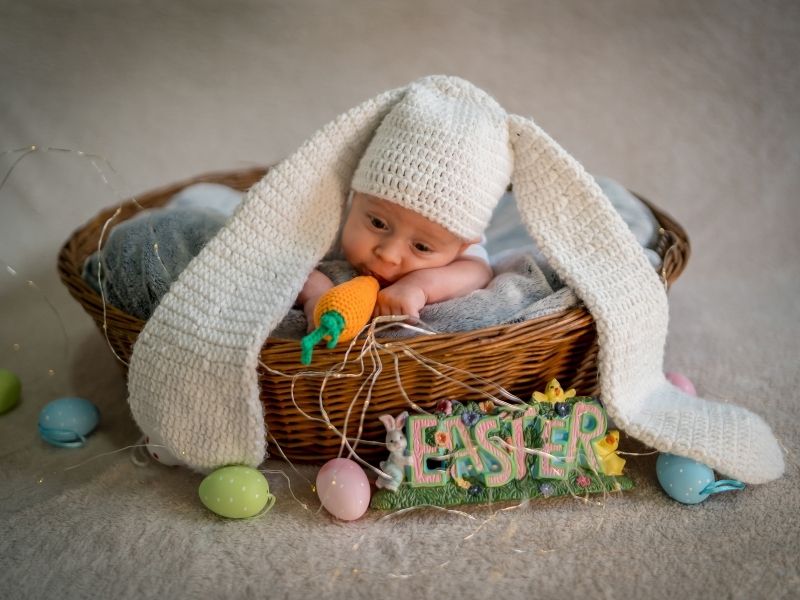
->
xmin=374 ymin=258 xmax=493 ymax=320
xmin=296 ymin=269 xmax=335 ymax=329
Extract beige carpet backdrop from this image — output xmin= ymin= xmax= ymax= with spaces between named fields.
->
xmin=1 ymin=2 xmax=798 ymax=598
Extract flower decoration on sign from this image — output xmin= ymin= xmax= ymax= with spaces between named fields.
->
xmin=435 ymin=430 xmax=450 ymax=448
xmin=453 ymin=476 xmax=471 ymax=490
xmin=539 ymin=482 xmax=555 ymax=497
xmin=554 ymin=402 xmax=571 ymax=417
xmin=461 ymin=410 xmax=481 ymax=428
xmin=436 ymin=399 xmax=453 ymax=416
xmin=467 ymin=483 xmax=484 ymax=497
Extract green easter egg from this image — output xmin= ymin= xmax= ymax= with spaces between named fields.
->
xmin=199 ymin=465 xmax=272 ymax=519
xmin=0 ymin=369 xmax=21 ymax=415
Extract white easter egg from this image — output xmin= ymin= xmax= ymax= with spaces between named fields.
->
xmin=144 ymin=431 xmax=185 ymax=467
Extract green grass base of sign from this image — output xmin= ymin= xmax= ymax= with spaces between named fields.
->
xmin=371 ymin=472 xmax=635 ymax=511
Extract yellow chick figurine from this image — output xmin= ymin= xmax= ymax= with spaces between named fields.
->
xmin=532 ymin=378 xmax=576 ymax=404
xmin=592 ymin=430 xmax=626 ymax=476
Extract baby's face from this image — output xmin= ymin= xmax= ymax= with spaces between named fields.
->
xmin=341 ymin=192 xmax=472 ymax=285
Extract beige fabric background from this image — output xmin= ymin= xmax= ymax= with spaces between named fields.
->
xmin=1 ymin=1 xmax=798 ymax=598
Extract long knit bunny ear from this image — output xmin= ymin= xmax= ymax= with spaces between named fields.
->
xmin=127 ymin=86 xmax=406 ymax=473
xmin=508 ymin=113 xmax=784 ymax=484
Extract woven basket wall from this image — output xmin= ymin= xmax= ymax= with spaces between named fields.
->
xmin=58 ymin=166 xmax=690 ymax=463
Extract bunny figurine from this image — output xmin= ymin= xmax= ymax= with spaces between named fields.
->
xmin=376 ymin=411 xmax=412 ymax=492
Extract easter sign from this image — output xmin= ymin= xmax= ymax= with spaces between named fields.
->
xmin=371 ymin=383 xmax=633 ymax=510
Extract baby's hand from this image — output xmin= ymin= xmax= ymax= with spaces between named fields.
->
xmin=297 ymin=270 xmax=334 ymax=332
xmin=374 ymin=282 xmax=427 ymax=321
xmin=303 ymin=296 xmax=322 ymax=333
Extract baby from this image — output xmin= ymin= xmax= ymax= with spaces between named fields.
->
xmin=297 ymin=190 xmax=493 ymax=323
xmin=292 ymin=78 xmax=512 ymax=329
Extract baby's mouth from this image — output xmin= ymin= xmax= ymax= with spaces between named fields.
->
xmin=361 ymin=268 xmax=391 ymax=287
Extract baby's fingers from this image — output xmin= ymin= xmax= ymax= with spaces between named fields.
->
xmin=401 ymin=304 xmax=420 ymax=322
xmin=373 ymin=298 xmax=413 ymax=321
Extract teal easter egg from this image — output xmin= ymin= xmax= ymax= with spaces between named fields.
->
xmin=0 ymin=368 xmax=22 ymax=415
xmin=656 ymin=453 xmax=716 ymax=504
xmin=199 ymin=465 xmax=274 ymax=519
xmin=38 ymin=396 xmax=100 ymax=447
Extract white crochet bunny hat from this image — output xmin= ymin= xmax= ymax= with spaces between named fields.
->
xmin=350 ymin=78 xmax=511 ymax=241
xmin=127 ymin=75 xmax=784 ymax=484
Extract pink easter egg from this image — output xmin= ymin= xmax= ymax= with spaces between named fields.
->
xmin=316 ymin=458 xmax=371 ymax=521
xmin=666 ymin=371 xmax=696 ymax=396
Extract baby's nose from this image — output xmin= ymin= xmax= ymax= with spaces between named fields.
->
xmin=375 ymin=241 xmax=402 ymax=265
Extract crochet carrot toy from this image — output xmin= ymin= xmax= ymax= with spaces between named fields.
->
xmin=300 ymin=275 xmax=380 ymax=365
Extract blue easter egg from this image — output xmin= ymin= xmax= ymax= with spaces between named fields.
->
xmin=38 ymin=396 xmax=100 ymax=448
xmin=656 ymin=453 xmax=716 ymax=504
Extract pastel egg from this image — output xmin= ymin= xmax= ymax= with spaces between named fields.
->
xmin=0 ymin=368 xmax=21 ymax=415
xmin=38 ymin=396 xmax=100 ymax=448
xmin=316 ymin=458 xmax=371 ymax=521
xmin=656 ymin=453 xmax=715 ymax=504
xmin=144 ymin=430 xmax=185 ymax=467
xmin=199 ymin=465 xmax=275 ymax=519
xmin=665 ymin=372 xmax=696 ymax=396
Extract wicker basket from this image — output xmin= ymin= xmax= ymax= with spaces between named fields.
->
xmin=58 ymin=166 xmax=690 ymax=463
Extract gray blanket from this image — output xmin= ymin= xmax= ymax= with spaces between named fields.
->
xmin=83 ymin=177 xmax=660 ymax=336
xmin=83 ymin=206 xmax=229 ymax=321
xmin=269 ymin=254 xmax=578 ymax=339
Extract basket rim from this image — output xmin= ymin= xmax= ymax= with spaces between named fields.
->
xmin=57 ymin=166 xmax=691 ymax=348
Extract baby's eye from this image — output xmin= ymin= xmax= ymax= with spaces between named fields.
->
xmin=414 ymin=242 xmax=432 ymax=253
xmin=369 ymin=216 xmax=388 ymax=230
